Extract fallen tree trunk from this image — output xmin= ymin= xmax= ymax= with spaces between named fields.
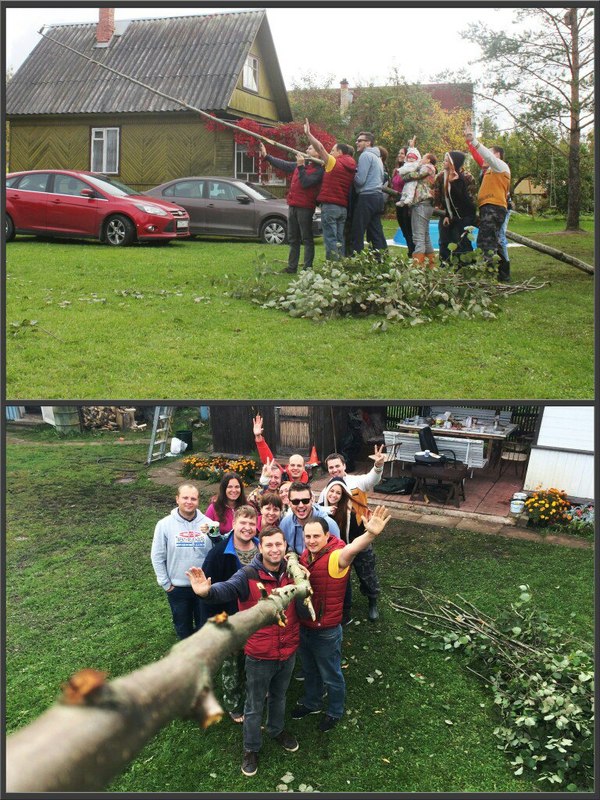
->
xmin=6 ymin=574 xmax=311 ymax=793
xmin=505 ymin=231 xmax=594 ymax=275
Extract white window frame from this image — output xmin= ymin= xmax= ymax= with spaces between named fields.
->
xmin=235 ymin=142 xmax=259 ymax=182
xmin=90 ymin=127 xmax=120 ymax=174
xmin=242 ymin=54 xmax=259 ymax=92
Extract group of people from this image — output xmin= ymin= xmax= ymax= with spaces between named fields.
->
xmin=150 ymin=415 xmax=391 ymax=776
xmin=261 ymin=120 xmax=512 ymax=283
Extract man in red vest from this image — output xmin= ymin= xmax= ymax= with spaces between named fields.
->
xmin=304 ymin=118 xmax=357 ymax=261
xmin=291 ymin=506 xmax=391 ymax=732
xmin=187 ymin=526 xmax=302 ymax=778
xmin=259 ymin=141 xmax=324 ymax=274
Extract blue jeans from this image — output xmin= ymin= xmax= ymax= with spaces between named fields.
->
xmin=321 ymin=203 xmax=347 ymax=260
xmin=499 ymin=209 xmax=512 ymax=262
xmin=288 ymin=206 xmax=316 ymax=270
xmin=243 ymin=654 xmax=296 ymax=752
xmin=351 ymin=192 xmax=388 ymax=254
xmin=299 ymin=624 xmax=345 ymax=719
xmin=166 ymin=585 xmax=206 ymax=640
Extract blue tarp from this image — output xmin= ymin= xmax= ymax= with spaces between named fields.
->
xmin=392 ymin=222 xmax=479 ymax=250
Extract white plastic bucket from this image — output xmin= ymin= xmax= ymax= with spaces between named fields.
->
xmin=510 ymin=499 xmax=525 ymax=514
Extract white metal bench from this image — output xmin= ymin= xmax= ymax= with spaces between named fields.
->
xmin=383 ymin=431 xmax=487 ymax=475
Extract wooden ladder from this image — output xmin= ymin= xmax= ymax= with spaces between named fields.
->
xmin=146 ymin=407 xmax=175 ymax=464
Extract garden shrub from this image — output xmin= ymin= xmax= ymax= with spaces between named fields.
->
xmin=181 ymin=455 xmax=257 ymax=484
xmin=524 ymin=487 xmax=571 ymax=527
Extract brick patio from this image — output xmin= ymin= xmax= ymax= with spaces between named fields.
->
xmin=311 ymin=459 xmax=527 ymax=529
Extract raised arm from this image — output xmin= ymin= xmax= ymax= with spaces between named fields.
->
xmin=304 ymin=118 xmax=331 ymax=165
xmin=253 ymin=414 xmax=275 ymax=464
xmin=350 ymin=445 xmax=385 ymax=492
xmin=186 ymin=565 xmax=249 ymax=604
xmin=337 ymin=505 xmax=391 ymax=570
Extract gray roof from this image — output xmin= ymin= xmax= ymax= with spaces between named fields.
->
xmin=7 ymin=10 xmax=292 ymax=120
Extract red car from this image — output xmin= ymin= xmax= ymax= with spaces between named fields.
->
xmin=5 ymin=170 xmax=190 ymax=246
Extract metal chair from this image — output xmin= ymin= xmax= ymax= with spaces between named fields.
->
xmin=411 ymin=427 xmax=467 ymax=506
xmin=418 ymin=426 xmax=458 ymax=463
xmin=499 ymin=441 xmax=530 ymax=478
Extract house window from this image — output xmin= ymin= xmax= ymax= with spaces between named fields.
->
xmin=90 ymin=127 xmax=120 ymax=173
xmin=242 ymin=55 xmax=259 ymax=92
xmin=235 ymin=143 xmax=259 ymax=182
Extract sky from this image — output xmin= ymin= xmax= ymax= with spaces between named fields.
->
xmin=5 ymin=4 xmax=525 ymax=102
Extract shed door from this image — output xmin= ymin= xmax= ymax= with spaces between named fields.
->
xmin=275 ymin=406 xmax=310 ymax=456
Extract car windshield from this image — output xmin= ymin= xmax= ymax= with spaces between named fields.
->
xmin=84 ymin=174 xmax=141 ymax=197
xmin=243 ymin=182 xmax=278 ymax=201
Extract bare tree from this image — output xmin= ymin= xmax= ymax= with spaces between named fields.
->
xmin=466 ymin=7 xmax=595 ymax=231
xmin=6 ymin=562 xmax=312 ymax=793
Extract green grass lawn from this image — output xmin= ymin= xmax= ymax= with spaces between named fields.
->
xmin=5 ymin=432 xmax=594 ymax=792
xmin=5 ymin=215 xmax=594 ymax=399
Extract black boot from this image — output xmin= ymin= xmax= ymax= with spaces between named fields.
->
xmin=368 ymin=597 xmax=379 ymax=622
xmin=497 ymin=258 xmax=511 ymax=284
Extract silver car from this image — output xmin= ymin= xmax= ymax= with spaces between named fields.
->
xmin=144 ymin=176 xmax=321 ymax=244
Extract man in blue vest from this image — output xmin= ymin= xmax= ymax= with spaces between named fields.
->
xmin=201 ymin=505 xmax=259 ymax=724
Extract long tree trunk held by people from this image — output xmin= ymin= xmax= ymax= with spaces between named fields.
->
xmin=6 ymin=574 xmax=312 ymax=793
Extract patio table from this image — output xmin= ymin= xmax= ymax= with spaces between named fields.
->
xmin=392 ymin=417 xmax=518 ymax=466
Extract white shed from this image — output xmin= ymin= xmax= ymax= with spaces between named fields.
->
xmin=524 ymin=406 xmax=594 ymax=501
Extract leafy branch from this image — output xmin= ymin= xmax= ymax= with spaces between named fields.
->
xmin=390 ymin=586 xmax=593 ymax=791
xmin=226 ymin=249 xmax=546 ymax=331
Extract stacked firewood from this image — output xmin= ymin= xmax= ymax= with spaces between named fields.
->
xmin=81 ymin=407 xmax=146 ymax=431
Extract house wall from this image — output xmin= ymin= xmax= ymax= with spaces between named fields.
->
xmin=229 ymin=40 xmax=280 ymax=121
xmin=8 ymin=113 xmax=236 ymax=190
xmin=523 ymin=406 xmax=594 ymax=501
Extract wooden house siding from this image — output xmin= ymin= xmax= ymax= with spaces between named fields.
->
xmin=229 ymin=43 xmax=280 ymax=121
xmin=8 ymin=113 xmax=236 ymax=189
xmin=7 ymin=11 xmax=291 ymax=185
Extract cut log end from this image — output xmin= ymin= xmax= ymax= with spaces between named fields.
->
xmin=192 ymin=689 xmax=224 ymax=729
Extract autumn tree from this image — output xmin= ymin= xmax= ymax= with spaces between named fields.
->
xmin=289 ymin=70 xmax=472 ymax=165
xmin=472 ymin=113 xmax=595 ymax=217
xmin=288 ymin=73 xmax=348 ymax=142
xmin=465 ymin=7 xmax=595 ymax=231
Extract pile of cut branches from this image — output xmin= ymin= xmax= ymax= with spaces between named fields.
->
xmin=228 ymin=249 xmax=546 ymax=330
xmin=391 ymin=585 xmax=593 ymax=791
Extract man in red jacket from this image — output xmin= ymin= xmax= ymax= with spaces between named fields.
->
xmin=291 ymin=506 xmax=391 ymax=732
xmin=187 ymin=526 xmax=302 ymax=777
xmin=252 ymin=413 xmax=309 ymax=483
xmin=259 ymin=141 xmax=324 ymax=274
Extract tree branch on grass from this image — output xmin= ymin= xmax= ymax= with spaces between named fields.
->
xmin=505 ymin=232 xmax=594 ymax=275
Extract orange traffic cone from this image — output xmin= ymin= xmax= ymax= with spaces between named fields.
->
xmin=308 ymin=445 xmax=319 ymax=466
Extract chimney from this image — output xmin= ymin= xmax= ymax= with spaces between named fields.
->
xmin=96 ymin=8 xmax=115 ymax=45
xmin=340 ymin=79 xmax=352 ymax=116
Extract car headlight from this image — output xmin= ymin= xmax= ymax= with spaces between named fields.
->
xmin=134 ymin=203 xmax=168 ymax=216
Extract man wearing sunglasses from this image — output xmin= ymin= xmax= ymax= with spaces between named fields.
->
xmin=279 ymin=482 xmax=340 ymax=554
xmin=351 ymin=131 xmax=388 ymax=256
